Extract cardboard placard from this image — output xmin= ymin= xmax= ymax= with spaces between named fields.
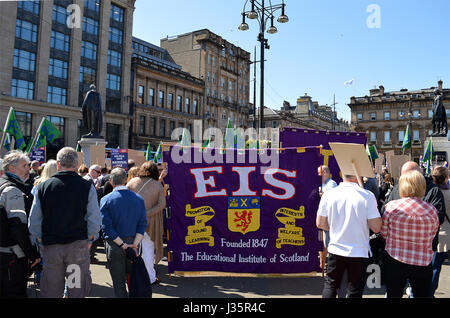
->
xmin=90 ymin=144 xmax=105 ymax=167
xmin=374 ymin=153 xmax=385 ymax=175
xmin=77 ymin=152 xmax=84 ymax=170
xmin=128 ymin=149 xmax=146 ymax=168
xmin=389 ymin=155 xmax=411 ymax=179
xmin=329 ymin=143 xmax=375 ymax=185
xmin=385 ymin=150 xmax=395 ymax=174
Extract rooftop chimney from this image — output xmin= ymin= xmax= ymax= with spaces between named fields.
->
xmin=438 ymin=80 xmax=443 ymax=91
xmin=379 ymin=85 xmax=385 ymax=95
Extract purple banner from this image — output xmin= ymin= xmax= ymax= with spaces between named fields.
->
xmin=164 ymin=146 xmax=323 ymax=274
xmin=280 ymin=128 xmax=367 ymax=183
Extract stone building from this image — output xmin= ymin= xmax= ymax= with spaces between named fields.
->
xmin=160 ymin=29 xmax=251 ymax=131
xmin=348 ymin=81 xmax=450 ymax=160
xmin=130 ymin=37 xmax=205 ymax=151
xmin=252 ymin=95 xmax=350 ymax=132
xmin=0 ymin=0 xmax=135 ymax=158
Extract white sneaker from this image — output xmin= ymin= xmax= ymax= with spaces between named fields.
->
xmin=406 ymin=286 xmax=412 ymax=298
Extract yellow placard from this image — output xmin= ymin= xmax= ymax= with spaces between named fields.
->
xmin=185 ymin=204 xmax=215 ymax=247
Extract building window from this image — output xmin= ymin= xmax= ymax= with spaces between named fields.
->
xmin=13 ymin=49 xmax=36 ymax=72
xmin=159 ymin=91 xmax=165 ymax=106
xmin=370 ymin=131 xmax=377 ymax=143
xmin=221 ymin=77 xmax=226 ymax=88
xmin=110 ymin=4 xmax=124 ymax=23
xmin=186 ymin=98 xmax=190 ymax=113
xmin=82 ymin=40 xmax=97 ymax=60
xmin=53 ymin=5 xmax=70 ymax=25
xmin=149 ymin=88 xmax=154 ymax=106
xmin=177 ymin=95 xmax=182 ymax=112
xmin=106 ymin=123 xmax=120 ymax=148
xmin=107 ymin=49 xmax=122 ymax=67
xmin=46 ymin=115 xmax=65 ymax=148
xmin=49 ymin=58 xmax=68 ymax=79
xmin=16 ymin=111 xmax=32 ymax=143
xmin=413 ymin=110 xmax=420 ymax=119
xmin=79 ymin=66 xmax=96 ymax=84
xmin=370 ymin=113 xmax=376 ymax=121
xmin=228 ymin=80 xmax=234 ymax=91
xmin=139 ymin=115 xmax=146 ymax=135
xmin=159 ymin=119 xmax=166 ymax=137
xmin=51 ymin=31 xmax=70 ymax=52
xmin=84 ymin=0 xmax=100 ymax=13
xmin=194 ymin=99 xmax=198 ymax=115
xmin=47 ymin=86 xmax=67 ymax=105
xmin=413 ymin=130 xmax=420 ymax=142
xmin=149 ymin=117 xmax=155 ymax=136
xmin=170 ymin=121 xmax=175 ymax=136
xmin=109 ymin=27 xmax=123 ymax=44
xmin=137 ymin=85 xmax=144 ymax=104
xmin=384 ymin=131 xmax=390 ymax=144
xmin=18 ymin=0 xmax=40 ymax=15
xmin=212 ymin=73 xmax=216 ymax=84
xmin=168 ymin=93 xmax=174 ymax=110
xmin=11 ymin=79 xmax=34 ymax=100
xmin=15 ymin=19 xmax=38 ymax=43
xmin=384 ymin=112 xmax=390 ymax=120
xmin=428 ymin=109 xmax=433 ymax=119
xmin=107 ymin=73 xmax=121 ymax=91
xmin=398 ymin=111 xmax=405 ymax=120
xmin=357 ymin=113 xmax=363 ymax=121
xmin=82 ymin=16 xmax=99 ymax=36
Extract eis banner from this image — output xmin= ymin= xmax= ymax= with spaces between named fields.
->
xmin=280 ymin=128 xmax=367 ymax=183
xmin=164 ymin=146 xmax=323 ymax=274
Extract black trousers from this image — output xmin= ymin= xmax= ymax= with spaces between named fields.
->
xmin=322 ymin=253 xmax=369 ymax=298
xmin=0 ymin=253 xmax=29 ymax=298
xmin=383 ymin=251 xmax=432 ymax=298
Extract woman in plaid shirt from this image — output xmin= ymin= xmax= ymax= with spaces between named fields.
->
xmin=381 ymin=170 xmax=440 ymax=298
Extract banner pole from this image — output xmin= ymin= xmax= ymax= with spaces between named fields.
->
xmin=26 ymin=117 xmax=45 ymax=155
xmin=0 ymin=107 xmax=13 ymax=155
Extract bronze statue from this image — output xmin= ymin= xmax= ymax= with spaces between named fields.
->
xmin=81 ymin=84 xmax=103 ymax=138
xmin=431 ymin=88 xmax=448 ymax=137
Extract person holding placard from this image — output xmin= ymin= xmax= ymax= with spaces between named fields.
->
xmin=317 ymin=174 xmax=382 ymax=298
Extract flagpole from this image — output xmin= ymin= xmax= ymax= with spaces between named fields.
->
xmin=0 ymin=107 xmax=13 ymax=155
xmin=26 ymin=117 xmax=45 ymax=155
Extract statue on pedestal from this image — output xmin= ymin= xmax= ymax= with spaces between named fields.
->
xmin=81 ymin=84 xmax=103 ymax=139
xmin=431 ymin=88 xmax=448 ymax=137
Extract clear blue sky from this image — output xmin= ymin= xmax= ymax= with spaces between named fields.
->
xmin=133 ymin=0 xmax=450 ymax=121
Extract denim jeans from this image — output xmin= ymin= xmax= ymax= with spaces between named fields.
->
xmin=431 ymin=251 xmax=449 ymax=297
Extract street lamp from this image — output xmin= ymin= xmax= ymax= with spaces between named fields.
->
xmin=239 ymin=0 xmax=289 ymax=131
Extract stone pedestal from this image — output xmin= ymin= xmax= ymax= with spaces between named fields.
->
xmin=78 ymin=138 xmax=107 ymax=167
xmin=425 ymin=136 xmax=450 ymax=164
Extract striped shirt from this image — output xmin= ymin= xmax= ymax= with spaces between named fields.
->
xmin=381 ymin=197 xmax=439 ymax=266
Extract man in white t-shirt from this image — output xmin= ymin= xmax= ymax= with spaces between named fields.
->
xmin=316 ymin=174 xmax=382 ymax=298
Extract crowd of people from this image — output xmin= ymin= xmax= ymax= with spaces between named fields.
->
xmin=0 ymin=147 xmax=166 ymax=298
xmin=0 ymin=144 xmax=449 ymax=299
xmin=317 ymin=161 xmax=450 ymax=298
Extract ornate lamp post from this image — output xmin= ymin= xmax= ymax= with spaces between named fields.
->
xmin=239 ymin=0 xmax=289 ymax=130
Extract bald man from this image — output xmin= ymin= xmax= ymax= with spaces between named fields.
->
xmin=382 ymin=160 xmax=446 ymax=253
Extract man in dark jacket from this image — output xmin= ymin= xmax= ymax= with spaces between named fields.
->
xmin=0 ymin=151 xmax=40 ymax=297
xmin=29 ymin=147 xmax=101 ymax=298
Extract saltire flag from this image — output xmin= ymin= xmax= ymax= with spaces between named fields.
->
xmin=423 ymin=138 xmax=434 ymax=174
xmin=4 ymin=108 xmax=26 ymax=150
xmin=366 ymin=144 xmax=379 ymax=160
xmin=3 ymin=133 xmax=11 ymax=151
xmin=145 ymin=142 xmax=152 ymax=161
xmin=34 ymin=119 xmax=61 ymax=149
xmin=402 ymin=124 xmax=411 ymax=154
xmin=153 ymin=142 xmax=162 ymax=163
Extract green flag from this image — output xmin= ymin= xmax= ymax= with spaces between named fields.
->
xmin=402 ymin=124 xmax=411 ymax=154
xmin=4 ymin=108 xmax=26 ymax=150
xmin=35 ymin=119 xmax=61 ymax=149
xmin=76 ymin=143 xmax=81 ymax=152
xmin=24 ymin=138 xmax=34 ymax=154
xmin=3 ymin=133 xmax=11 ymax=151
xmin=369 ymin=145 xmax=379 ymax=160
xmin=224 ymin=118 xmax=234 ymax=149
xmin=145 ymin=142 xmax=152 ymax=161
xmin=153 ymin=142 xmax=162 ymax=163
xmin=423 ymin=138 xmax=433 ymax=162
